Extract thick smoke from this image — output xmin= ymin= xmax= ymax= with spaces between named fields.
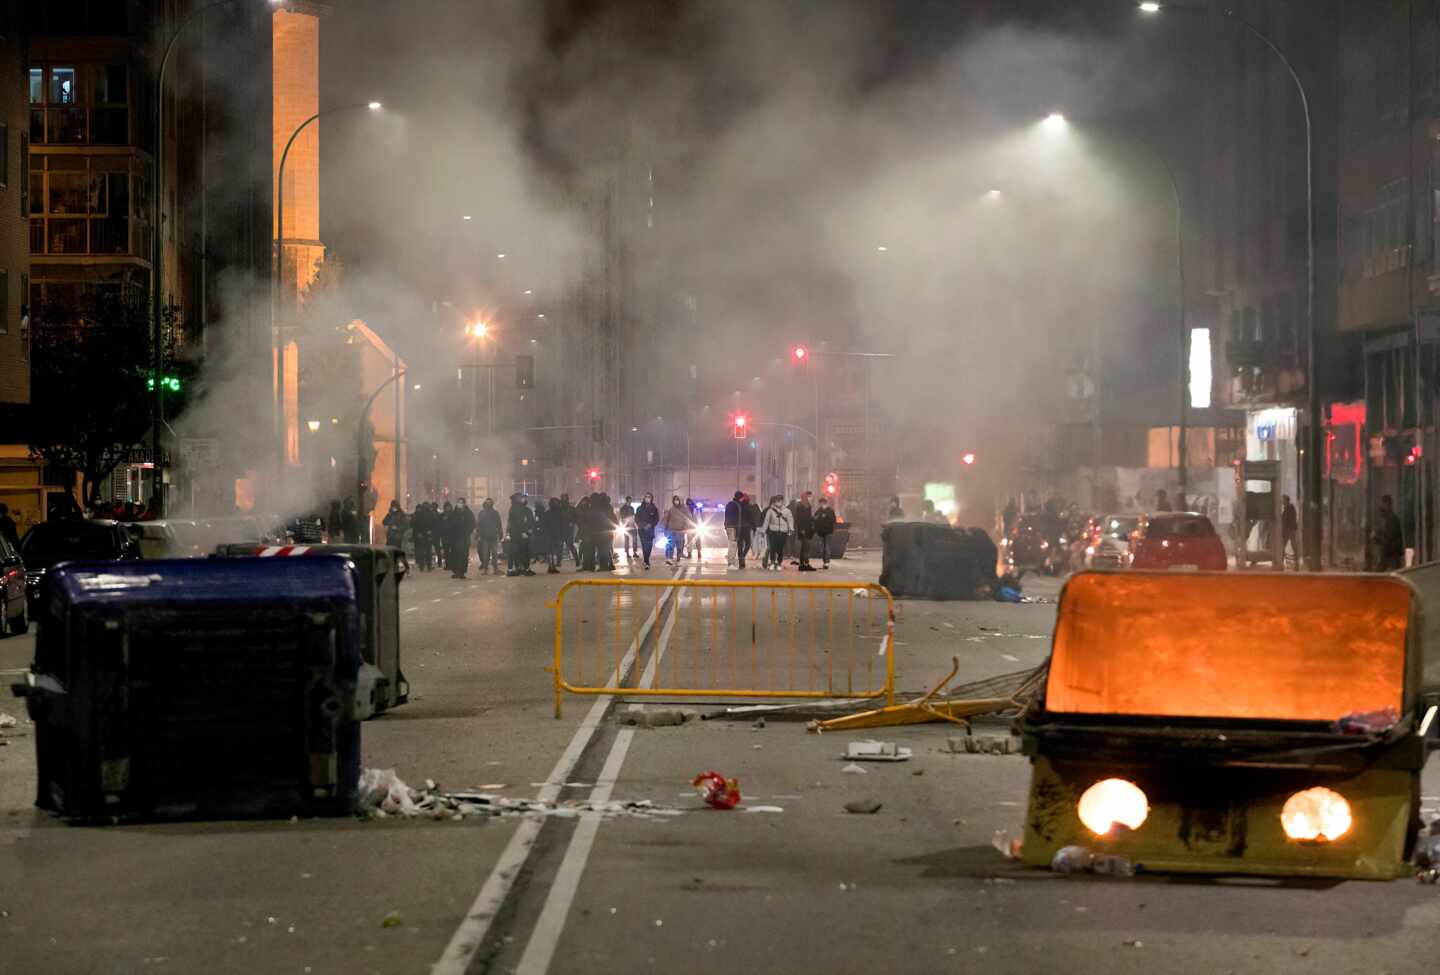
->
xmin=176 ymin=0 xmax=1193 ymax=524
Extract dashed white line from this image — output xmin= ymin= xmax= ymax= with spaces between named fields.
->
xmin=404 ymin=607 xmax=419 ymax=613
xmin=430 ymin=568 xmax=683 ymax=975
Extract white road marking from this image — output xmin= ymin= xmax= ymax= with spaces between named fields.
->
xmin=404 ymin=607 xmax=419 ymax=614
xmin=430 ymin=598 xmax=442 ymax=604
xmin=514 ymin=579 xmax=681 ymax=975
xmin=430 ymin=568 xmax=683 ymax=975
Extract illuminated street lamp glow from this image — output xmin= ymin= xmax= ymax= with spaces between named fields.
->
xmin=537 ymin=313 xmax=546 ymax=319
xmin=306 ymin=419 xmax=320 ymax=433
xmin=367 ymin=101 xmax=383 ymax=111
xmin=466 ymin=322 xmax=489 ymax=338
xmin=523 ymin=288 xmax=533 ymax=295
xmin=497 ymin=253 xmax=507 ymax=259
xmin=1041 ymin=112 xmax=1067 ymax=132
xmin=876 ymin=245 xmax=888 ymax=252
xmin=462 ymin=214 xmax=473 ymax=221
xmin=1138 ymin=2 xmax=1161 ymax=12
xmin=412 ymin=384 xmax=422 ymax=391
xmin=985 ymin=188 xmax=1002 ymax=199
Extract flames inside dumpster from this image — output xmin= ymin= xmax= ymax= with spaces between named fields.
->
xmin=1045 ymin=574 xmax=1409 ymax=722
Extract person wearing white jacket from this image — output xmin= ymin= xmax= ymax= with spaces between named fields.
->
xmin=759 ymin=495 xmax=794 ymax=570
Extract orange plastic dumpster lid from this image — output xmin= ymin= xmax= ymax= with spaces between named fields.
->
xmin=1045 ymin=572 xmax=1411 ymax=722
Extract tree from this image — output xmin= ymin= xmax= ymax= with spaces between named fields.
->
xmin=27 ymin=292 xmax=174 ymax=508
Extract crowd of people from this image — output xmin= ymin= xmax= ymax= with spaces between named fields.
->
xmin=367 ymin=487 xmax=844 ymax=577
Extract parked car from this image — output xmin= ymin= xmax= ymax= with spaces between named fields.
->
xmin=19 ymin=519 xmax=141 ymax=612
xmin=1129 ymin=512 xmax=1228 ymax=572
xmin=0 ymin=532 xmax=27 ymax=636
xmin=118 ymin=520 xmax=181 ymax=558
xmin=1084 ymin=514 xmax=1140 ymax=569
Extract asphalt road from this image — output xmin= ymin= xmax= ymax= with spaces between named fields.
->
xmin=2 ymin=550 xmax=1439 ymax=975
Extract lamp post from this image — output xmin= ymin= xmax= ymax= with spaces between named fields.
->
xmin=273 ymin=100 xmax=382 ymax=487
xmin=357 ymin=367 xmax=405 ymax=543
xmin=1140 ymin=1 xmax=1320 ymax=566
xmin=1038 ymin=114 xmax=1188 ymax=504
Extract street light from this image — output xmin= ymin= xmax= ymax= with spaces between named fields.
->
xmin=306 ymin=419 xmax=320 ymax=433
xmin=466 ymin=321 xmax=489 ymax=338
xmin=1140 ymin=0 xmax=1320 ymax=568
xmin=1041 ymin=111 xmax=1067 ymax=132
xmin=273 ymin=99 xmax=384 ymax=487
xmin=1041 ymin=114 xmax=1189 ymax=506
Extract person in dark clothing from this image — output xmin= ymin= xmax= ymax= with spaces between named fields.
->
xmin=450 ymin=499 xmax=476 ymax=578
xmin=634 ymin=493 xmax=660 ymax=569
xmin=724 ymin=491 xmax=742 ymax=567
xmin=1155 ymin=489 xmax=1172 ymax=513
xmin=542 ymin=498 xmax=566 ymax=572
xmin=592 ymin=493 xmax=617 ymax=571
xmin=735 ymin=492 xmax=756 ymax=569
xmin=476 ymin=498 xmax=502 ymax=573
xmin=340 ymin=497 xmax=360 ymax=543
xmin=1375 ymin=494 xmax=1405 ymax=572
xmin=507 ymin=494 xmax=537 ymax=576
xmin=558 ymin=493 xmax=580 ymax=565
xmin=327 ymin=499 xmax=343 ymax=542
xmin=411 ymin=503 xmax=434 ymax=570
xmin=745 ymin=495 xmax=765 ymax=566
xmin=793 ymin=491 xmax=816 ymax=570
xmin=813 ymin=495 xmax=837 ymax=568
xmin=0 ymin=503 xmax=17 ymax=549
xmin=383 ymin=501 xmax=408 ymax=550
xmin=1280 ymin=494 xmax=1299 ymax=568
xmin=575 ymin=496 xmax=594 ymax=570
xmin=619 ymin=496 xmax=637 ymax=561
xmin=886 ymin=496 xmax=905 ymax=521
xmin=438 ymin=502 xmax=455 ymax=570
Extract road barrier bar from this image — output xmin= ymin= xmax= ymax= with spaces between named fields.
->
xmin=550 ymin=578 xmax=896 ymax=718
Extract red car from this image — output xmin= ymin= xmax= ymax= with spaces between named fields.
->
xmin=1129 ymin=512 xmax=1228 ymax=572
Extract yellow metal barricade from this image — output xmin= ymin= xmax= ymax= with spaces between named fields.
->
xmin=548 ymin=578 xmax=896 ymax=717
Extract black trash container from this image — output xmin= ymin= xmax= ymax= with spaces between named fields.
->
xmin=213 ymin=543 xmax=409 ymax=718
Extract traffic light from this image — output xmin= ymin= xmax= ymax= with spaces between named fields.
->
xmin=962 ymin=452 xmax=976 ymax=466
xmin=586 ymin=467 xmax=601 ymax=483
xmin=146 ymin=374 xmax=182 ymax=392
xmin=824 ymin=471 xmax=839 ymax=496
xmin=733 ymin=414 xmax=748 ymax=439
xmin=515 ymin=354 xmax=534 ymax=389
xmin=792 ymin=345 xmax=807 ymax=363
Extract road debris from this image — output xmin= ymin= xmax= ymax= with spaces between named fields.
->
xmin=841 ymin=763 xmax=868 ymax=775
xmin=620 ymin=709 xmax=699 ymax=728
xmin=752 ymin=718 xmax=766 ymax=730
xmin=356 ymin=768 xmax=684 ymax=821
xmin=991 ymin=829 xmax=1022 ymax=860
xmin=1049 ymin=845 xmax=1136 ymax=876
xmin=946 ymin=735 xmax=1019 ymax=755
xmin=844 ymin=799 xmax=883 ymax=814
xmin=844 ymin=740 xmax=912 ymax=762
xmin=692 ymin=771 xmax=742 ymax=810
xmin=381 ymin=911 xmax=403 ymax=929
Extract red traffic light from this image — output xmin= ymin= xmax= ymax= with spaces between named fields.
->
xmin=734 ymin=415 xmax=747 ymax=428
xmin=733 ymin=415 xmax=748 ymax=439
xmin=793 ymin=346 xmax=807 ymax=361
xmin=586 ymin=468 xmax=601 ymax=480
xmin=961 ymin=452 xmax=976 ymax=466
xmin=824 ymin=483 xmax=837 ymax=495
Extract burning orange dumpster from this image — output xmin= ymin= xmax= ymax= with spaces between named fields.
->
xmin=1020 ymin=571 xmax=1432 ymax=880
